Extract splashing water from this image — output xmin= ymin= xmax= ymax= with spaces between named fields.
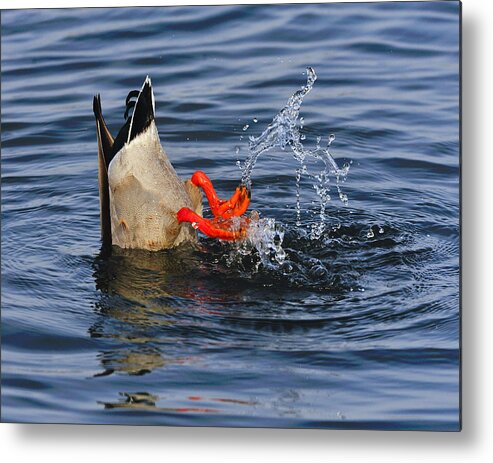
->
xmin=237 ymin=217 xmax=286 ymax=271
xmin=219 ymin=212 xmax=286 ymax=271
xmin=232 ymin=67 xmax=350 ymax=267
xmin=240 ymin=67 xmax=316 ymax=185
xmin=240 ymin=67 xmax=349 ymax=187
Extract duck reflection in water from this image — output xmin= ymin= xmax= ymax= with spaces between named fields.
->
xmin=90 ymin=240 xmax=251 ymax=373
xmin=99 ymin=392 xmax=219 ymax=413
xmin=90 ymin=245 xmax=309 ymax=417
xmin=99 ymin=391 xmax=258 ymax=414
xmin=90 ymin=246 xmax=210 ymax=377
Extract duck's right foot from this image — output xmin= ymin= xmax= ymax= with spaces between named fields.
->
xmin=190 ymin=171 xmax=251 ymax=219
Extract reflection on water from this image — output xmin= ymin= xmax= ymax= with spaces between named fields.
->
xmin=91 ymin=247 xmax=198 ymax=376
xmin=86 ymin=201 xmax=458 ymax=424
xmin=100 ymin=391 xmax=260 ymax=414
xmin=100 ymin=392 xmax=219 ymax=414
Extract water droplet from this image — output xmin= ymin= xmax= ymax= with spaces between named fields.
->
xmin=367 ymin=228 xmax=374 ymax=238
xmin=379 ymin=227 xmax=384 ymax=234
xmin=253 ymin=118 xmax=258 ymax=123
xmin=339 ymin=192 xmax=348 ymax=205
xmin=242 ymin=124 xmax=249 ymax=131
xmin=328 ymin=133 xmax=336 ymax=146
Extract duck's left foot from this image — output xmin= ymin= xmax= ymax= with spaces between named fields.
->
xmin=177 ymin=208 xmax=248 ymax=241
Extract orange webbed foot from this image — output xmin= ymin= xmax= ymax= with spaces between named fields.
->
xmin=190 ymin=170 xmax=251 ymax=219
xmin=177 ymin=207 xmax=248 ymax=241
xmin=215 ymin=185 xmax=251 ymax=219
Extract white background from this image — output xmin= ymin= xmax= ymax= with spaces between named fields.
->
xmin=1 ymin=0 xmax=491 ymax=461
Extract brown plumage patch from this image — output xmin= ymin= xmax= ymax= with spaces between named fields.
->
xmin=119 ymin=218 xmax=128 ymax=232
xmin=146 ymin=239 xmax=159 ymax=249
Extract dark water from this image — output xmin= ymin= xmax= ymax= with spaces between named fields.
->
xmin=1 ymin=2 xmax=460 ymax=429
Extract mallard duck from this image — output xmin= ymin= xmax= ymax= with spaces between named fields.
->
xmin=93 ymin=77 xmax=251 ymax=251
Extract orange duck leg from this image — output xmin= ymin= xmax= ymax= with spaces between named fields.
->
xmin=177 ymin=171 xmax=252 ymax=240
xmin=190 ymin=171 xmax=250 ymax=219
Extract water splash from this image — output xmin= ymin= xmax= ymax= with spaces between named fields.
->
xmin=240 ymin=67 xmax=316 ymax=184
xmin=242 ymin=68 xmax=347 ymax=172
xmin=243 ymin=217 xmax=286 ymax=270
xmin=233 ymin=67 xmax=350 ymax=269
xmin=222 ymin=212 xmax=286 ymax=271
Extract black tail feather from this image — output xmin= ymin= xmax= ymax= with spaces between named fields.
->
xmin=125 ymin=89 xmax=140 ymax=106
xmin=93 ymin=94 xmax=115 ymax=170
xmin=93 ymin=94 xmax=114 ymax=248
xmin=128 ymin=77 xmax=155 ymax=142
xmin=124 ymin=100 xmax=136 ymax=120
xmin=110 ymin=77 xmax=155 ymax=158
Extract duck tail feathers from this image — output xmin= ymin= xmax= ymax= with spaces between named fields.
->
xmin=93 ymin=94 xmax=113 ymax=247
xmin=127 ymin=76 xmax=156 ymax=144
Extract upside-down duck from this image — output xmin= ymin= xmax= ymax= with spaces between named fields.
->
xmin=93 ymin=76 xmax=251 ymax=251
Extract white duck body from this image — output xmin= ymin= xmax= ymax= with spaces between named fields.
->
xmin=108 ymin=121 xmax=201 ymax=250
xmin=94 ymin=77 xmax=202 ymax=251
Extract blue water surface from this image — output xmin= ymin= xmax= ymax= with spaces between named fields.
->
xmin=1 ymin=2 xmax=460 ymax=430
